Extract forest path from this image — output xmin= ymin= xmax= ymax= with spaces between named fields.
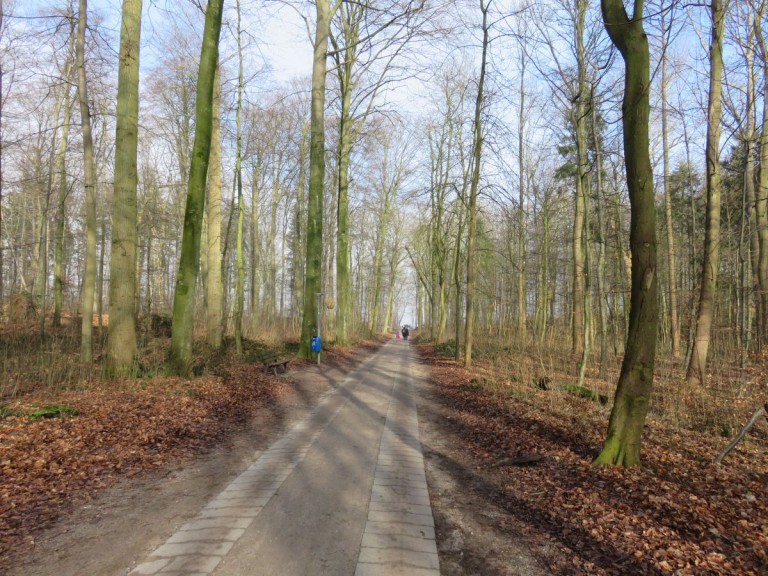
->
xmin=128 ymin=339 xmax=439 ymax=576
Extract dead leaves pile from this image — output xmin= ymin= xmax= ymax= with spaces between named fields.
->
xmin=420 ymin=346 xmax=768 ymax=575
xmin=0 ymin=362 xmax=289 ymax=565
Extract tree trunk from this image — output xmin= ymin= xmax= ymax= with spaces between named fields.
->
xmin=53 ymin=19 xmax=75 ymax=328
xmin=299 ymin=0 xmax=331 ymax=357
xmin=592 ymin=95 xmax=608 ymax=378
xmin=464 ymin=0 xmax=489 ymax=368
xmin=687 ymin=0 xmax=725 ymax=385
xmin=594 ymin=0 xmax=657 ymax=467
xmin=335 ymin=48 xmax=354 ymax=344
xmin=756 ymin=13 xmax=768 ymax=346
xmin=234 ymin=0 xmax=244 ymax=354
xmin=739 ymin=10 xmax=756 ymax=370
xmin=76 ymin=0 xmax=98 ymax=362
xmin=106 ymin=0 xmax=142 ymax=374
xmin=517 ymin=54 xmax=526 ymax=341
xmin=169 ymin=0 xmax=224 ymax=374
xmin=206 ymin=64 xmax=223 ymax=348
xmin=660 ymin=6 xmax=680 ymax=358
xmin=0 ymin=0 xmax=4 ymax=304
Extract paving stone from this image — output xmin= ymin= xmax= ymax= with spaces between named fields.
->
xmin=179 ymin=517 xmax=253 ymax=531
xmin=360 ymin=532 xmax=437 ymax=553
xmin=129 ymin=557 xmax=171 ymax=575
xmin=373 ymin=478 xmax=426 ymax=488
xmin=370 ymin=492 xmax=431 ymax=507
xmin=153 ymin=540 xmax=234 ymax=558
xmin=204 ymin=497 xmax=270 ymax=510
xmin=354 ymin=563 xmax=440 ymax=576
xmin=358 ymin=547 xmax=440 ymax=569
xmin=157 ymin=555 xmax=222 ymax=573
xmin=198 ymin=507 xmax=262 ymax=519
xmin=165 ymin=528 xmax=245 ymax=544
xmin=365 ymin=520 xmax=435 ymax=540
xmin=368 ymin=501 xmax=433 ymax=515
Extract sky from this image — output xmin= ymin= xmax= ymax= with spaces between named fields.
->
xmin=16 ymin=0 xmax=314 ymax=84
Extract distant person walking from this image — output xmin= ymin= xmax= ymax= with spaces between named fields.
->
xmin=401 ymin=326 xmax=409 ymax=341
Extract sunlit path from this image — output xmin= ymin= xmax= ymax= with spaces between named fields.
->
xmin=127 ymin=340 xmax=439 ymax=576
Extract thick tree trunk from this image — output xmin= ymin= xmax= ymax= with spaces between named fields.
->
xmin=594 ymin=0 xmax=657 ymax=467
xmin=687 ymin=0 xmax=725 ymax=385
xmin=299 ymin=0 xmax=331 ymax=357
xmin=76 ymin=0 xmax=98 ymax=362
xmin=106 ymin=0 xmax=142 ymax=374
xmin=169 ymin=0 xmax=224 ymax=374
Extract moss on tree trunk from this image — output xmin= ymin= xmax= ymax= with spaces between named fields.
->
xmin=169 ymin=0 xmax=224 ymax=375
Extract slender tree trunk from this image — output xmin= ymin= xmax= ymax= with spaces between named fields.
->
xmin=739 ymin=12 xmax=756 ymax=370
xmin=299 ymin=0 xmax=332 ymax=356
xmin=571 ymin=0 xmax=590 ymax=358
xmin=464 ymin=0 xmax=489 ymax=368
xmin=106 ymin=0 xmax=142 ymax=374
xmin=335 ymin=52 xmax=354 ymax=344
xmin=250 ymin=160 xmax=261 ymax=331
xmin=98 ymin=217 xmax=106 ymax=328
xmin=687 ymin=0 xmax=725 ymax=385
xmin=206 ymin=64 xmax=223 ymax=348
xmin=169 ymin=0 xmax=224 ymax=374
xmin=454 ymin=201 xmax=465 ymax=361
xmin=517 ymin=54 xmax=527 ymax=341
xmin=234 ymin=0 xmax=244 ymax=354
xmin=756 ymin=14 xmax=768 ymax=347
xmin=76 ymin=0 xmax=98 ymax=362
xmin=592 ymin=95 xmax=608 ymax=377
xmin=0 ymin=0 xmax=4 ymax=305
xmin=594 ymin=0 xmax=658 ymax=467
xmin=660 ymin=6 xmax=680 ymax=357
xmin=53 ymin=20 xmax=75 ymax=327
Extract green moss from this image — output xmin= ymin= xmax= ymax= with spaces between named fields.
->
xmin=28 ymin=404 xmax=79 ymax=422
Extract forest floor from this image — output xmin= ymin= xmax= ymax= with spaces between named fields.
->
xmin=0 ymin=322 xmax=767 ymax=575
xmin=417 ymin=340 xmax=768 ymax=575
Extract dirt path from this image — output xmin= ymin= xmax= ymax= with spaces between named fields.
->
xmin=6 ymin=358 xmax=340 ymax=576
xmin=415 ymin=364 xmax=551 ymax=576
xmin=7 ymin=341 xmax=545 ymax=576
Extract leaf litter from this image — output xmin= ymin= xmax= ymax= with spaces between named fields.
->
xmin=418 ymin=344 xmax=767 ymax=576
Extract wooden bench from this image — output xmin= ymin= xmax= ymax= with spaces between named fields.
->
xmin=256 ymin=351 xmax=290 ymax=375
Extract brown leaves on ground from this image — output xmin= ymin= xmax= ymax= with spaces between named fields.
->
xmin=419 ymin=345 xmax=768 ymax=576
xmin=0 ymin=361 xmax=290 ymax=566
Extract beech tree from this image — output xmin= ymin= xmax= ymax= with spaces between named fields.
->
xmin=169 ymin=0 xmax=224 ymax=374
xmin=594 ymin=0 xmax=658 ymax=466
xmin=299 ymin=0 xmax=337 ymax=357
xmin=463 ymin=0 xmax=490 ymax=368
xmin=687 ymin=0 xmax=726 ymax=385
xmin=106 ymin=0 xmax=142 ymax=374
xmin=76 ymin=0 xmax=98 ymax=362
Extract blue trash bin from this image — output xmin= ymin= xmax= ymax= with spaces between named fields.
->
xmin=310 ymin=336 xmax=322 ymax=353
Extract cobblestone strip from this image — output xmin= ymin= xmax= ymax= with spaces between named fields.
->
xmin=355 ymin=353 xmax=440 ymax=576
xmin=128 ymin=368 xmax=366 ymax=576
